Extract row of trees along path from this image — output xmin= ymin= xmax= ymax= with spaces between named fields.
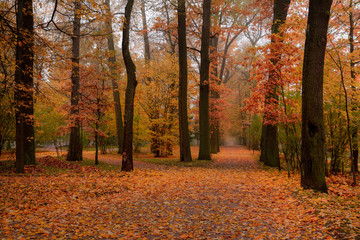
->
xmin=11 ymin=145 xmax=354 ymax=239
xmin=10 ymin=0 xmax=357 ymax=195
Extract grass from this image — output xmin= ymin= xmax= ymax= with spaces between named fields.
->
xmin=137 ymin=157 xmax=214 ymax=168
xmin=83 ymin=146 xmax=118 ymax=152
xmin=0 ymin=156 xmax=122 ymax=175
xmin=80 ymin=158 xmax=122 ymax=171
xmin=1 ymin=154 xmax=213 ymax=174
xmin=40 ymin=160 xmax=122 ymax=175
xmin=40 ymin=165 xmax=69 ymax=175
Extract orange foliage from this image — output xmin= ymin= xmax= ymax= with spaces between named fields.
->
xmin=0 ymin=146 xmax=359 ymax=238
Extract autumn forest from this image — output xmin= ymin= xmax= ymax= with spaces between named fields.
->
xmin=0 ymin=0 xmax=360 ymax=238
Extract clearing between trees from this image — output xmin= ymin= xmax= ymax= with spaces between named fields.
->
xmin=0 ymin=146 xmax=359 ymax=239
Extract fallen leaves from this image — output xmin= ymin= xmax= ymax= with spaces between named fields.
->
xmin=0 ymin=146 xmax=359 ymax=239
xmin=37 ymin=156 xmax=102 ymax=173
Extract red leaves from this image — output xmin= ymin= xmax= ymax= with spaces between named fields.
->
xmin=0 ymin=147 xmax=359 ymax=239
xmin=37 ymin=155 xmax=101 ymax=173
xmin=327 ymin=175 xmax=359 ymax=198
xmin=38 ymin=155 xmax=76 ymax=168
xmin=243 ymin=27 xmax=303 ymax=125
xmin=23 ymin=165 xmax=45 ymax=174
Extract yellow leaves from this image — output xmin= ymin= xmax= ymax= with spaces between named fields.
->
xmin=99 ymin=231 xmax=117 ymax=239
xmin=1 ymin=146 xmax=359 ymax=239
xmin=179 ymin=233 xmax=193 ymax=239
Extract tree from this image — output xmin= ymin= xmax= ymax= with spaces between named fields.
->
xmin=209 ymin=35 xmax=220 ymax=154
xmin=140 ymin=0 xmax=151 ymax=65
xmin=348 ymin=0 xmax=359 ymax=176
xmin=198 ymin=0 xmax=212 ymax=160
xmin=140 ymin=53 xmax=179 ymax=157
xmin=0 ymin=1 xmax=16 ymax=159
xmin=104 ymin=0 xmax=124 ymax=154
xmin=178 ymin=0 xmax=192 ymax=162
xmin=209 ymin=1 xmax=262 ymax=154
xmin=137 ymin=0 xmax=182 ymax=158
xmin=67 ymin=0 xmax=82 ymax=162
xmin=122 ymin=0 xmax=137 ymax=171
xmin=35 ymin=99 xmax=67 ymax=158
xmin=301 ymin=0 xmax=332 ymax=192
xmin=83 ymin=65 xmax=109 ymax=166
xmin=15 ymin=0 xmax=36 ymax=173
xmin=326 ymin=33 xmax=357 ymax=183
xmin=140 ymin=0 xmax=161 ymax=157
xmin=260 ymin=0 xmax=291 ymax=168
xmin=0 ymin=99 xmax=14 ymax=158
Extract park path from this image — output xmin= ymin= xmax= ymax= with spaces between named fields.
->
xmin=79 ymin=146 xmax=334 ymax=239
xmin=0 ymin=146 xmax=350 ymax=239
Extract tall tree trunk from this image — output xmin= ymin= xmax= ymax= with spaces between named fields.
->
xmin=163 ymin=0 xmax=177 ymax=157
xmin=163 ymin=0 xmax=176 ymax=54
xmin=15 ymin=0 xmax=35 ymax=173
xmin=95 ymin=121 xmax=99 ymax=165
xmin=141 ymin=0 xmax=151 ymax=63
xmin=260 ymin=0 xmax=290 ymax=168
xmin=210 ymin=36 xmax=219 ymax=154
xmin=301 ymin=0 xmax=332 ymax=193
xmin=210 ymin=112 xmax=219 ymax=153
xmin=67 ymin=0 xmax=82 ymax=162
xmin=178 ymin=0 xmax=192 ymax=162
xmin=166 ymin=82 xmax=176 ymax=157
xmin=105 ymin=0 xmax=124 ymax=154
xmin=122 ymin=0 xmax=137 ymax=171
xmin=0 ymin=135 xmax=3 ymax=159
xmin=141 ymin=0 xmax=161 ymax=156
xmin=349 ymin=0 xmax=358 ymax=175
xmin=94 ymin=81 xmax=102 ymax=165
xmin=198 ymin=0 xmax=212 ymax=160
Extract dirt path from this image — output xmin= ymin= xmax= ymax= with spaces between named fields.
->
xmin=1 ymin=146 xmax=356 ymax=239
xmin=77 ymin=146 xmax=346 ymax=239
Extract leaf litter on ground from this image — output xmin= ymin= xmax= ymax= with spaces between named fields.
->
xmin=0 ymin=146 xmax=359 ymax=239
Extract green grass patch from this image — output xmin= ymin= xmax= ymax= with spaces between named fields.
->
xmin=83 ymin=146 xmax=118 ymax=152
xmin=79 ymin=158 xmax=122 ymax=171
xmin=0 ymin=156 xmax=121 ymax=175
xmin=40 ymin=165 xmax=69 ymax=174
xmin=137 ymin=158 xmax=214 ymax=168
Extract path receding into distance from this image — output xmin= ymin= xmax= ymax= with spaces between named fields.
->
xmin=79 ymin=146 xmax=336 ymax=239
xmin=1 ymin=146 xmax=349 ymax=239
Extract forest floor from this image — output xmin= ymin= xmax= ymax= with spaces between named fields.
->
xmin=0 ymin=146 xmax=359 ymax=239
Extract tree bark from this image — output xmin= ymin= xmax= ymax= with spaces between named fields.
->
xmin=95 ymin=121 xmax=99 ymax=165
xmin=163 ymin=0 xmax=176 ymax=54
xmin=210 ymin=116 xmax=219 ymax=153
xmin=178 ymin=0 xmax=192 ymax=162
xmin=15 ymin=0 xmax=36 ymax=173
xmin=0 ymin=135 xmax=3 ymax=158
xmin=105 ymin=0 xmax=124 ymax=154
xmin=141 ymin=0 xmax=162 ymax=156
xmin=141 ymin=0 xmax=151 ymax=63
xmin=122 ymin=0 xmax=137 ymax=171
xmin=198 ymin=0 xmax=212 ymax=160
xmin=210 ymin=36 xmax=219 ymax=154
xmin=301 ymin=0 xmax=332 ymax=193
xmin=349 ymin=0 xmax=358 ymax=175
xmin=260 ymin=0 xmax=290 ymax=168
xmin=67 ymin=0 xmax=82 ymax=162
